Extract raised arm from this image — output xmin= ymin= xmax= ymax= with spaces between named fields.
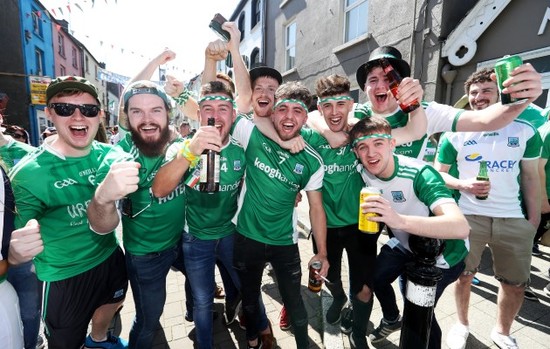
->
xmin=224 ymin=22 xmax=252 ymax=113
xmin=391 ymin=77 xmax=427 ymax=145
xmin=456 ymin=63 xmax=542 ymax=131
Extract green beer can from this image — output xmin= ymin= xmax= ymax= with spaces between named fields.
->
xmin=494 ymin=55 xmax=527 ymax=105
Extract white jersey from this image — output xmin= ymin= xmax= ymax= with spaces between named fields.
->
xmin=437 ymin=119 xmax=542 ymax=217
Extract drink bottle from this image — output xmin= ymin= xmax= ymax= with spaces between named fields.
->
xmin=380 ymin=58 xmax=420 ymax=113
xmin=475 ymin=160 xmax=489 ymax=200
xmin=199 ymin=117 xmax=220 ymax=193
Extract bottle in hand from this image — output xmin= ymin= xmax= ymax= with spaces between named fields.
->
xmin=475 ymin=160 xmax=489 ymax=200
xmin=199 ymin=117 xmax=220 ymax=193
xmin=380 ymin=58 xmax=420 ymax=113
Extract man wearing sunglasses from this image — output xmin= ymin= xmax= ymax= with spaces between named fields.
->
xmin=8 ymin=76 xmax=128 ymax=349
xmin=88 ymin=80 xmax=191 ymax=349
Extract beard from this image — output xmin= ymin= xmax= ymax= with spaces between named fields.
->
xmin=129 ymin=122 xmax=170 ymax=157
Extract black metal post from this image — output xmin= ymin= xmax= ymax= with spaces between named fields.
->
xmin=399 ymin=236 xmax=443 ymax=349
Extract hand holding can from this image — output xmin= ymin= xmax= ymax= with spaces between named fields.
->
xmin=308 ymin=261 xmax=323 ymax=293
xmin=358 ymin=186 xmax=381 ymax=233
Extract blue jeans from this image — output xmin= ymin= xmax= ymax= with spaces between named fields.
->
xmin=182 ymin=232 xmax=241 ymax=349
xmin=125 ymin=242 xmax=192 ymax=349
xmin=374 ymin=243 xmax=465 ymax=349
xmin=8 ymin=261 xmax=42 ymax=349
xmin=234 ymin=233 xmax=309 ymax=349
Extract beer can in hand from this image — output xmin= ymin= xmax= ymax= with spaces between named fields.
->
xmin=308 ymin=261 xmax=323 ymax=293
xmin=494 ymin=55 xmax=528 ymax=105
xmin=358 ymin=186 xmax=381 ymax=233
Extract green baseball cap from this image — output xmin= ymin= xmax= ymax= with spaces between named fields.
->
xmin=46 ymin=76 xmax=99 ymax=104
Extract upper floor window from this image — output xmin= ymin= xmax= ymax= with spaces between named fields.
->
xmin=35 ymin=48 xmax=44 ymax=76
xmin=285 ymin=21 xmax=296 ymax=71
xmin=85 ymin=56 xmax=90 ymax=73
xmin=344 ymin=0 xmax=368 ymax=42
xmin=32 ymin=10 xmax=43 ymax=36
xmin=58 ymin=33 xmax=65 ymax=56
xmin=251 ymin=0 xmax=261 ymax=28
xmin=251 ymin=48 xmax=260 ymax=68
xmin=60 ymin=64 xmax=66 ymax=76
xmin=238 ymin=13 xmax=246 ymax=41
xmin=72 ymin=47 xmax=78 ymax=68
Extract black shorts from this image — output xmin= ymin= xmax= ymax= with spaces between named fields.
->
xmin=43 ymin=247 xmax=128 ymax=349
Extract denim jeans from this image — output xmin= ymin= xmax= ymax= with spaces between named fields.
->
xmin=8 ymin=261 xmax=42 ymax=349
xmin=182 ymin=232 xmax=241 ymax=349
xmin=374 ymin=242 xmax=465 ymax=349
xmin=234 ymin=233 xmax=309 ymax=349
xmin=125 ymin=241 xmax=191 ymax=349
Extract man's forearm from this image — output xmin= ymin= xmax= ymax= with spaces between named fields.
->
xmin=152 ymin=156 xmax=190 ymax=198
xmin=309 ymin=204 xmax=327 ymax=257
xmin=87 ymin=196 xmax=119 ymax=234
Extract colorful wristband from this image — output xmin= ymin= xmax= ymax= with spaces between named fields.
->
xmin=174 ymin=89 xmax=192 ymax=107
xmin=179 ymin=140 xmax=200 ymax=167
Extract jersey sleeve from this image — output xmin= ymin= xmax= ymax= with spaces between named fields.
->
xmin=540 ymin=123 xmax=550 ymax=160
xmin=523 ymin=128 xmax=542 ymax=160
xmin=353 ymin=103 xmax=371 ymax=120
xmin=426 ymin=102 xmax=464 ymax=136
xmin=303 ymin=165 xmax=324 ymax=192
xmin=163 ymin=140 xmax=183 ymax=165
xmin=231 ymin=114 xmax=255 ymax=149
xmin=436 ymin=133 xmax=459 ymax=166
xmin=413 ymin=165 xmax=455 ymax=212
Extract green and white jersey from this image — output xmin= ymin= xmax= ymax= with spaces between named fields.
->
xmin=9 ymin=141 xmax=118 ymax=282
xmin=539 ymin=120 xmax=550 ymax=196
xmin=359 ymin=154 xmax=465 ymax=268
xmin=96 ymin=133 xmax=185 ymax=256
xmin=301 ymin=128 xmax=363 ymax=228
xmin=165 ymin=137 xmax=246 ymax=240
xmin=437 ymin=119 xmax=542 ymax=217
xmin=232 ymin=115 xmax=324 ymax=246
xmin=0 ymin=139 xmax=35 ymax=169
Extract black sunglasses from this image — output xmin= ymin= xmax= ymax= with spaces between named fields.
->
xmin=12 ymin=133 xmax=25 ymax=139
xmin=48 ymin=103 xmax=100 ymax=118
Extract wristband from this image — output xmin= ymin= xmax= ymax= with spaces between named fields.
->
xmin=174 ymin=89 xmax=192 ymax=107
xmin=179 ymin=139 xmax=200 ymax=167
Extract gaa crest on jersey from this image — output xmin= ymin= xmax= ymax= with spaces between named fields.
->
xmin=234 ymin=160 xmax=242 ymax=171
xmin=507 ymin=137 xmax=519 ymax=148
xmin=294 ymin=163 xmax=304 ymax=174
xmin=391 ymin=191 xmax=406 ymax=203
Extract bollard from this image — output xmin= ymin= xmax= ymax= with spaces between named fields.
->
xmin=399 ymin=235 xmax=443 ymax=349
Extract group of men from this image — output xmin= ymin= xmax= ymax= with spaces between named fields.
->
xmin=1 ymin=19 xmax=547 ymax=349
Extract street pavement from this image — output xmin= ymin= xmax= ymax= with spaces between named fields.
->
xmin=113 ymin=196 xmax=550 ymax=348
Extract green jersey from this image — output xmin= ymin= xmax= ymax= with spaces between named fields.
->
xmin=165 ymin=137 xmax=246 ymax=240
xmin=9 ymin=141 xmax=118 ymax=282
xmin=301 ymin=128 xmax=363 ymax=228
xmin=232 ymin=116 xmax=324 ymax=246
xmin=0 ymin=139 xmax=35 ymax=169
xmin=96 ymin=133 xmax=186 ymax=256
xmin=538 ymin=121 xmax=550 ymax=196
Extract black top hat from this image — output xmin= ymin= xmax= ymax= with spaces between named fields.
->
xmin=249 ymin=64 xmax=283 ymax=85
xmin=356 ymin=46 xmax=411 ymax=90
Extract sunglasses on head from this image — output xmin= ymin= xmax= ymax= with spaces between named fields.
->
xmin=48 ymin=103 xmax=100 ymax=117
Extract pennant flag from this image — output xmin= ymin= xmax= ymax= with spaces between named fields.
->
xmin=75 ymin=3 xmax=84 ymax=12
xmin=58 ymin=7 xmax=64 ymax=16
xmin=66 ymin=5 xmax=71 ymax=13
xmin=51 ymin=8 xmax=56 ymax=16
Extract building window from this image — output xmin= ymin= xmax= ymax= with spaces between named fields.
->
xmin=58 ymin=33 xmax=65 ymax=56
xmin=32 ymin=10 xmax=43 ymax=36
xmin=251 ymin=48 xmax=260 ymax=67
xmin=344 ymin=0 xmax=368 ymax=42
xmin=35 ymin=48 xmax=44 ymax=76
xmin=60 ymin=64 xmax=66 ymax=76
xmin=72 ymin=47 xmax=78 ymax=68
xmin=285 ymin=21 xmax=296 ymax=71
xmin=238 ymin=13 xmax=246 ymax=41
xmin=85 ymin=56 xmax=90 ymax=73
xmin=251 ymin=0 xmax=261 ymax=28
